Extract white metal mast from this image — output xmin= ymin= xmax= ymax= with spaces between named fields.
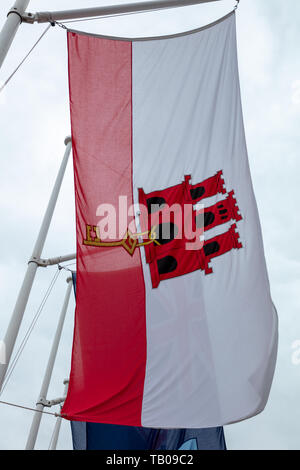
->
xmin=25 ymin=278 xmax=73 ymax=450
xmin=0 ymin=0 xmax=30 ymax=69
xmin=0 ymin=138 xmax=72 ymax=391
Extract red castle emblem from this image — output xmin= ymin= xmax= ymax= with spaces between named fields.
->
xmin=138 ymin=170 xmax=243 ymax=288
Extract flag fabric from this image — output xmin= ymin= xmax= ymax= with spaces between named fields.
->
xmin=62 ymin=11 xmax=278 ymax=428
xmin=70 ymin=272 xmax=226 ymax=450
xmin=71 ymin=421 xmax=226 ymax=450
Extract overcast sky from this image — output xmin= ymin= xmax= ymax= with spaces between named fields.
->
xmin=0 ymin=0 xmax=299 ymax=450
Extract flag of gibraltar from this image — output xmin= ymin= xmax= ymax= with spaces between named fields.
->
xmin=61 ymin=11 xmax=278 ymax=428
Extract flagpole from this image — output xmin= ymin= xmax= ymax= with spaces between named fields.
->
xmin=0 ymin=137 xmax=72 ymax=392
xmin=0 ymin=0 xmax=30 ymax=69
xmin=25 ymin=278 xmax=72 ymax=450
xmin=49 ymin=380 xmax=69 ymax=451
xmin=22 ymin=0 xmax=222 ymax=24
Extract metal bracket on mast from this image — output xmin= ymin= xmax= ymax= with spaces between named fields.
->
xmin=36 ymin=396 xmax=67 ymax=408
xmin=28 ymin=253 xmax=76 ymax=268
xmin=7 ymin=7 xmax=25 ymax=23
xmin=36 ymin=379 xmax=69 ymax=408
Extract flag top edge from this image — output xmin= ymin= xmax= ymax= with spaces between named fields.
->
xmin=67 ymin=9 xmax=234 ymax=42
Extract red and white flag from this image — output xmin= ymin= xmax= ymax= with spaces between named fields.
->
xmin=62 ymin=11 xmax=278 ymax=428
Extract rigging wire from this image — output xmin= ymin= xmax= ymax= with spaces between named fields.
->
xmin=0 ymin=268 xmax=61 ymax=395
xmin=0 ymin=400 xmax=59 ymax=417
xmin=0 ymin=23 xmax=52 ymax=94
xmin=57 ymin=263 xmax=76 ymax=273
xmin=62 ymin=262 xmax=76 ymax=268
